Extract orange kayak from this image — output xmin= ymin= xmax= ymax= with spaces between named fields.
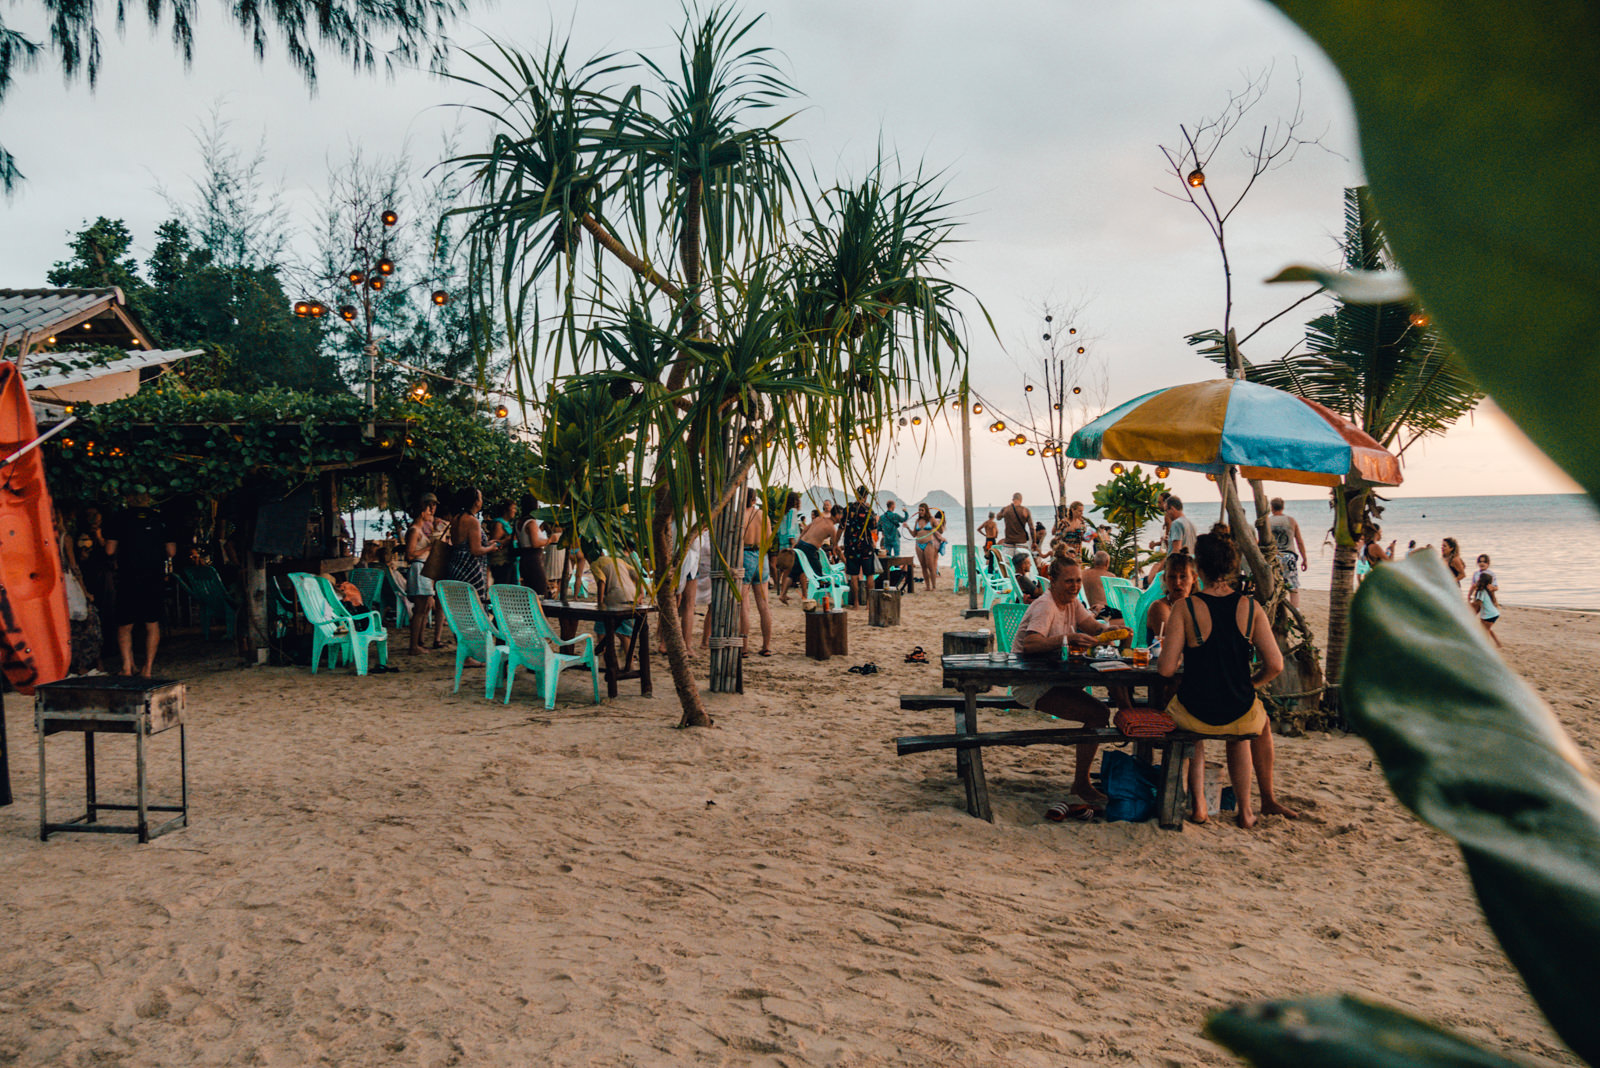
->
xmin=0 ymin=361 xmax=69 ymax=693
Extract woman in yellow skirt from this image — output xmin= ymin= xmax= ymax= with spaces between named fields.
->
xmin=1156 ymin=532 xmax=1298 ymax=828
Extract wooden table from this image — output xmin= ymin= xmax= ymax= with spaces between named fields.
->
xmin=878 ymin=555 xmax=915 ymax=594
xmin=35 ymin=675 xmax=188 ymax=843
xmin=916 ymin=653 xmax=1189 ymax=827
xmin=540 ymin=600 xmax=656 ymax=698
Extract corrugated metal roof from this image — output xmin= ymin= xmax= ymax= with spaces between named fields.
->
xmin=24 ymin=349 xmax=202 ymax=391
xmin=0 ymin=288 xmax=125 ymax=346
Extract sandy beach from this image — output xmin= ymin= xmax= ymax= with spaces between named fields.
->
xmin=2 ymin=590 xmax=1592 ymax=1067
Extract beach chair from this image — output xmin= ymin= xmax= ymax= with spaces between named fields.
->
xmin=1130 ymin=582 xmax=1167 ymax=647
xmin=795 ymin=547 xmax=849 ymax=607
xmin=489 ymin=583 xmax=600 ymax=709
xmin=287 ymin=572 xmax=388 ymax=675
xmin=1103 ymin=581 xmax=1142 ymax=629
xmin=992 ymin=602 xmax=1026 ymax=654
xmin=175 ymin=564 xmax=236 ymax=640
xmin=951 ymin=545 xmax=969 ymax=592
xmin=979 ymin=554 xmax=1018 ymax=611
xmin=349 ymin=567 xmax=385 ymax=620
xmin=381 ymin=566 xmax=413 ymax=626
xmin=434 ymin=579 xmax=508 ymax=698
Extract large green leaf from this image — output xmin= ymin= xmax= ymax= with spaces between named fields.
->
xmin=1207 ymin=995 xmax=1524 ymax=1068
xmin=1264 ymin=1 xmax=1600 ymax=500
xmin=1343 ymin=552 xmax=1600 ymax=1064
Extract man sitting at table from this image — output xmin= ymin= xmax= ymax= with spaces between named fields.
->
xmin=1082 ymin=551 xmax=1118 ymax=614
xmin=1011 ymin=557 xmax=1120 ymax=806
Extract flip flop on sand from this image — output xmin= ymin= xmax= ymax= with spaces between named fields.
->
xmin=904 ymin=647 xmax=928 ymax=664
xmin=1046 ymin=800 xmax=1097 ymax=823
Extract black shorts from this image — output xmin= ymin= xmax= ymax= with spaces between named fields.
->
xmin=115 ymin=574 xmax=165 ymax=625
xmin=792 ymin=541 xmax=825 ymax=581
xmin=844 ymin=550 xmax=874 ymax=576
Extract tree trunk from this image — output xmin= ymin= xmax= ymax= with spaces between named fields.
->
xmin=707 ymin=470 xmax=746 ymax=694
xmin=650 ymin=509 xmax=712 ymax=729
xmin=1321 ymin=483 xmax=1367 ymax=720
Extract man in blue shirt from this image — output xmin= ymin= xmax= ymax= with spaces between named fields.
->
xmin=878 ymin=499 xmax=908 ymax=556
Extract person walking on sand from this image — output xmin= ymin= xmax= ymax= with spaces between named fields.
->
xmin=841 ymin=486 xmax=876 ymax=608
xmin=1156 ymin=532 xmax=1297 ymax=828
xmin=1012 ymin=557 xmax=1122 ymax=808
xmin=878 ymin=500 xmax=909 ymax=558
xmin=1470 ymin=571 xmax=1502 ymax=646
xmin=104 ymin=490 xmax=176 ymax=677
xmin=912 ymin=503 xmax=943 ymax=591
xmin=741 ymin=491 xmax=774 ymax=655
xmin=1267 ymin=498 xmax=1309 ymax=608
xmin=997 ymin=493 xmax=1032 ymax=565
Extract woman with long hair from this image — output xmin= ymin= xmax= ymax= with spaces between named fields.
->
xmin=515 ymin=493 xmax=551 ymax=596
xmin=1440 ymin=536 xmax=1467 ymax=586
xmin=1144 ymin=549 xmax=1194 ymax=644
xmin=447 ymin=487 xmax=505 ymax=602
xmin=912 ymin=502 xmax=942 ymax=591
xmin=1157 ymin=532 xmax=1297 ymax=828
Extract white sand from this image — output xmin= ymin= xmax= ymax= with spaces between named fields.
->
xmin=1 ymin=590 xmax=1592 ymax=1066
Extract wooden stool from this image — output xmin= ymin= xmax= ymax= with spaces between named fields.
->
xmin=804 ymin=610 xmax=849 ymax=660
xmin=36 ymin=676 xmax=188 ymax=843
xmin=868 ymin=589 xmax=901 ymax=627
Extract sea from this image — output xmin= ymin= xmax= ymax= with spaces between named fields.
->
xmin=353 ymin=492 xmax=1600 ymax=612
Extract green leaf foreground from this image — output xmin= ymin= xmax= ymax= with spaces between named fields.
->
xmin=1263 ymin=1 xmax=1600 ymax=501
xmin=1207 ymin=994 xmax=1526 ymax=1068
xmin=1342 ymin=553 xmax=1600 ymax=1065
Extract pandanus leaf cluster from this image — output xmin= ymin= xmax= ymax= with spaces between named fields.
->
xmin=1203 ymin=2 xmax=1600 ymax=1065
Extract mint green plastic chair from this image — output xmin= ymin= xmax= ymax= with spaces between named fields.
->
xmin=992 ymin=601 xmax=1026 ymax=655
xmin=350 ymin=567 xmax=385 ymax=619
xmin=1130 ymin=582 xmax=1168 ymax=647
xmin=288 ymin=573 xmax=388 ymax=675
xmin=951 ymin=545 xmax=969 ymax=592
xmin=435 ymin=579 xmax=508 ymax=698
xmin=794 ymin=547 xmax=849 ymax=606
xmin=1103 ymin=582 xmax=1143 ymax=629
xmin=381 ymin=567 xmax=413 ymax=626
xmin=176 ymin=565 xmax=236 ymax=640
xmin=489 ymin=584 xmax=600 ymax=709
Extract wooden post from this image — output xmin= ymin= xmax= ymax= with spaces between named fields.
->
xmin=942 ymin=629 xmax=992 ymax=689
xmin=707 ymin=474 xmax=745 ymax=693
xmin=868 ymin=589 xmax=901 ymax=627
xmin=959 ymin=374 xmax=982 ymax=617
xmin=804 ymin=610 xmax=848 ymax=660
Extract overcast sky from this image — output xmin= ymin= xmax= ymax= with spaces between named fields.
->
xmin=0 ymin=0 xmax=1579 ymax=504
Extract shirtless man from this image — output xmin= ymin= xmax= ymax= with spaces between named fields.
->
xmin=1012 ymin=558 xmax=1120 ymax=807
xmin=979 ymin=512 xmax=999 ymax=550
xmin=791 ymin=506 xmax=839 ymax=598
xmin=741 ymin=491 xmax=774 ymax=656
xmin=1082 ymin=551 xmax=1118 ymax=612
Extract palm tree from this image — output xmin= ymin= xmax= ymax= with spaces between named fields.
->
xmin=447 ymin=6 xmax=971 ymax=727
xmin=1201 ymin=186 xmax=1482 ymax=714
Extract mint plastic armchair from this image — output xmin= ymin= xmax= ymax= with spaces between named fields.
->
xmin=434 ymin=579 xmax=507 ymax=698
xmin=992 ymin=601 xmax=1026 ymax=654
xmin=288 ymin=573 xmax=388 ymax=675
xmin=794 ymin=547 xmax=849 ymax=607
xmin=176 ymin=564 xmax=236 ymax=640
xmin=349 ymin=567 xmax=385 ymax=620
xmin=488 ymin=584 xmax=600 ymax=709
xmin=1130 ymin=582 xmax=1168 ymax=647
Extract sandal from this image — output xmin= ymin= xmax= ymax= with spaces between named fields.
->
xmin=1046 ymin=800 xmax=1096 ymax=823
xmin=904 ymin=647 xmax=928 ymax=664
xmin=860 ymin=662 xmax=878 ymax=675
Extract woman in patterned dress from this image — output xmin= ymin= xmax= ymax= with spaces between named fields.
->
xmin=447 ymin=487 xmax=506 ymax=601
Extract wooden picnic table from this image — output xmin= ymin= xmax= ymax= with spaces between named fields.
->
xmin=911 ymin=652 xmax=1192 ymax=827
xmin=540 ymin=599 xmax=656 ymax=699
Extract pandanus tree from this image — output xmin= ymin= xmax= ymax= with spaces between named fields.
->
xmin=447 ymin=6 xmax=970 ymax=727
xmin=1201 ymin=186 xmax=1482 ymax=713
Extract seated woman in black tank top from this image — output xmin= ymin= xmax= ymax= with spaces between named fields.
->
xmin=1155 ymin=532 xmax=1299 ymax=828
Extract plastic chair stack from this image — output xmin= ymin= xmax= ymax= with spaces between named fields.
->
xmin=488 ymin=584 xmax=601 ymax=709
xmin=795 ymin=548 xmax=850 ymax=607
xmin=288 ymin=573 xmax=389 ymax=675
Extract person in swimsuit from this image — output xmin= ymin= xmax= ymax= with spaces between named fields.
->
xmin=1157 ymin=532 xmax=1297 ymax=828
xmin=1440 ymin=537 xmax=1467 ymax=587
xmin=912 ymin=503 xmax=942 ymax=591
xmin=979 ymin=512 xmax=999 ymax=560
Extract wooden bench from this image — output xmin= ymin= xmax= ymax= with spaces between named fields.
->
xmin=899 ymin=694 xmax=1027 ymax=712
xmin=895 ymin=724 xmax=1203 ymax=829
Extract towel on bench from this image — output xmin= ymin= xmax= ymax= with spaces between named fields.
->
xmin=1115 ymin=708 xmax=1176 ymax=738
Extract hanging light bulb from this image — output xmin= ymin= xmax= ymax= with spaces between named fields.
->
xmin=1025 ymin=384 xmax=1034 ymax=393
xmin=432 ymin=290 xmax=450 ymax=306
xmin=370 ymin=277 xmax=384 ymax=291
xmin=46 ymin=336 xmax=57 ymax=345
xmin=1072 ymin=386 xmax=1082 ymax=395
xmin=1206 ymin=472 xmax=1218 ymax=482
xmin=1073 ymin=458 xmax=1087 ymax=470
xmin=1076 ymin=346 xmax=1085 ymax=354
xmin=1409 ymin=311 xmax=1430 ymax=327
xmin=339 ymin=305 xmax=357 ymax=322
xmin=376 ymin=258 xmax=395 ymax=276
xmin=381 ymin=209 xmax=398 ymax=227
xmin=1111 ymin=462 xmax=1125 ymax=475
xmin=1013 ymin=434 xmax=1026 ymax=445
xmin=495 ymin=404 xmax=510 ymax=419
xmin=972 ymin=403 xmax=983 ymax=414
xmin=1043 ymin=333 xmax=1051 ymax=341
xmin=1069 ymin=327 xmax=1077 ymax=335
xmin=1008 ymin=437 xmax=1019 ymax=447
xmin=348 ymin=269 xmax=365 ymax=285
xmin=1187 ymin=168 xmax=1205 ymax=188
xmin=898 ymin=416 xmax=908 ymax=427
xmin=1053 ymin=403 xmax=1062 ymax=411
xmin=410 ymin=382 xmax=428 ymax=401
xmin=994 ymin=420 xmax=1006 ymax=432
xmin=1026 ymin=448 xmax=1036 ymax=456
xmin=1044 ymin=314 xmax=1053 ymax=323
xmin=1156 ymin=466 xmax=1170 ymax=478
xmin=293 ymin=300 xmax=312 ymax=317
xmin=911 ymin=415 xmax=922 ymax=426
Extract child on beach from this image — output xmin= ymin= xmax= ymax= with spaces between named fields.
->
xmin=1470 ymin=572 xmax=1501 ymax=646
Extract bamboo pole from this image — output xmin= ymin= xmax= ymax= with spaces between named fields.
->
xmin=960 ymin=374 xmax=981 ymax=617
xmin=707 ymin=430 xmax=745 ymax=694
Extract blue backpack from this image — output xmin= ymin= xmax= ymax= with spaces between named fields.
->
xmin=1101 ymin=749 xmax=1160 ymax=823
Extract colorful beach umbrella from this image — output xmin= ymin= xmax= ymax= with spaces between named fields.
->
xmin=1067 ymin=379 xmax=1403 ymax=487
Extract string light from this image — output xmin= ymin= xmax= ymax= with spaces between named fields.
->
xmin=1008 ymin=438 xmax=1019 ymax=447
xmin=1076 ymin=346 xmax=1085 ymax=354
xmin=972 ymin=403 xmax=983 ymax=414
xmin=1410 ymin=311 xmax=1430 ymax=327
xmin=1187 ymin=169 xmax=1205 ymax=187
xmin=911 ymin=416 xmax=922 ymax=426
xmin=432 ymin=290 xmax=450 ymax=306
xmin=1206 ymin=473 xmax=1217 ymax=482
xmin=1111 ymin=462 xmax=1125 ymax=475
xmin=1069 ymin=327 xmax=1076 ymax=335
xmin=382 ymin=209 xmax=398 ymax=227
xmin=46 ymin=336 xmax=56 ymax=344
xmin=309 ymin=301 xmax=327 ymax=318
xmin=495 ymin=404 xmax=510 ymax=419
xmin=1024 ymin=384 xmax=1034 ymax=393
xmin=293 ymin=301 xmax=312 ymax=317
xmin=339 ymin=305 xmax=357 ymax=322
xmin=1073 ymin=458 xmax=1087 ymax=470
xmin=1072 ymin=386 xmax=1082 ymax=395
xmin=348 ymin=270 xmax=364 ymax=285
xmin=376 ymin=258 xmax=395 ymax=276
xmin=1053 ymin=403 xmax=1062 ymax=411
xmin=1156 ymin=466 xmax=1170 ymax=478
xmin=1027 ymin=448 xmax=1036 ymax=456
xmin=369 ymin=277 xmax=384 ymax=291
